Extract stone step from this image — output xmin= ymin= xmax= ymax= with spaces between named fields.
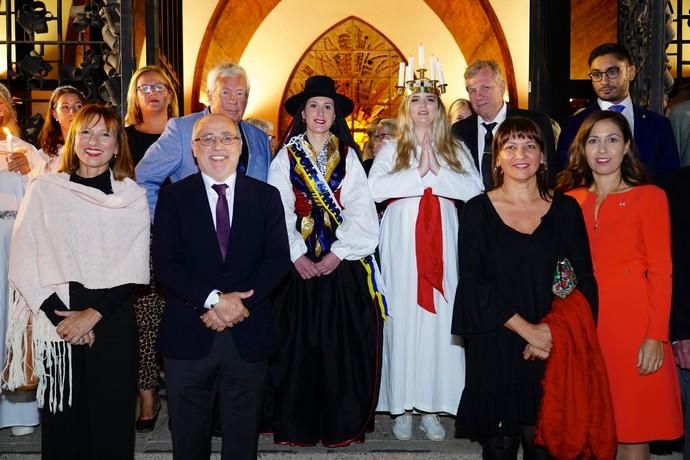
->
xmin=0 ymin=408 xmax=683 ymax=459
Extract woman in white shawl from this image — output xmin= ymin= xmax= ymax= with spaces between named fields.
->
xmin=4 ymin=105 xmax=150 ymax=459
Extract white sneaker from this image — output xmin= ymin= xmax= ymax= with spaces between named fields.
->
xmin=419 ymin=414 xmax=446 ymax=441
xmin=10 ymin=426 xmax=35 ymax=436
xmin=392 ymin=414 xmax=413 ymax=440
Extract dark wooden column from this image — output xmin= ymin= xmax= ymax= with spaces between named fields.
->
xmin=528 ymin=0 xmax=571 ymax=121
xmin=619 ymin=0 xmax=669 ymax=113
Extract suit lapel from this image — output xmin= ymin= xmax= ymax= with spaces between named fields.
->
xmin=190 ymin=173 xmax=225 ymax=265
xmin=464 ymin=115 xmax=480 ymax=169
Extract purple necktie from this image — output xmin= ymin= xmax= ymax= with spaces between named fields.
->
xmin=609 ymin=104 xmax=625 ymax=113
xmin=212 ymin=183 xmax=230 ymax=261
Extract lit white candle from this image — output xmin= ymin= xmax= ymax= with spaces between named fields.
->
xmin=418 ymin=44 xmax=425 ymax=69
xmin=407 ymin=57 xmax=415 ymax=82
xmin=398 ymin=62 xmax=405 ymax=86
xmin=3 ymin=127 xmax=12 ymax=154
xmin=430 ymin=56 xmax=436 ymax=81
xmin=438 ymin=61 xmax=445 ymax=86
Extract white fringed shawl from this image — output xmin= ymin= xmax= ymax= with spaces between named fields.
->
xmin=2 ymin=172 xmax=150 ymax=412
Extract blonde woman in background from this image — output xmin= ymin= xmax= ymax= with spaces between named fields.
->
xmin=448 ymin=98 xmax=473 ymax=124
xmin=124 ymin=65 xmax=179 ymax=432
xmin=363 ymin=118 xmax=397 ymax=176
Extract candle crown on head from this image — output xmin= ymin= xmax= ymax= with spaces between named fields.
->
xmin=396 ymin=44 xmax=447 ymax=96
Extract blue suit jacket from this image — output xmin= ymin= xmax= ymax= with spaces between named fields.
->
xmin=556 ymin=103 xmax=680 ymax=181
xmin=153 ymin=172 xmax=290 ymax=362
xmin=135 ymin=108 xmax=273 ymax=219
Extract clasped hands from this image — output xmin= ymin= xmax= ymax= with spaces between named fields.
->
xmin=522 ymin=323 xmax=552 ymax=361
xmin=294 ymin=253 xmax=341 ymax=280
xmin=417 ymin=132 xmax=440 ymax=177
xmin=201 ymin=290 xmax=253 ymax=332
xmin=55 ymin=308 xmax=102 ymax=347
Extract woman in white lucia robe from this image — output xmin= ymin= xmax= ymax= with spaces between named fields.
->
xmin=370 ymin=140 xmax=481 ymax=417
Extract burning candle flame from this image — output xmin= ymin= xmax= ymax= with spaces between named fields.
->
xmin=3 ymin=127 xmax=13 ymax=155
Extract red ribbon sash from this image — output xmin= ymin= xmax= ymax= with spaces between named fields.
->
xmin=415 ymin=188 xmax=444 ymax=314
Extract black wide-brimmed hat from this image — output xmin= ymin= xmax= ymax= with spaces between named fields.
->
xmin=284 ymin=75 xmax=354 ymax=117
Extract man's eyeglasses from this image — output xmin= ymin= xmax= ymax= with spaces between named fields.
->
xmin=218 ymin=89 xmax=247 ymax=101
xmin=137 ymin=83 xmax=169 ymax=94
xmin=588 ymin=66 xmax=624 ymax=82
xmin=373 ymin=133 xmax=394 ymax=141
xmin=193 ymin=134 xmax=241 ymax=146
xmin=56 ymin=103 xmax=83 ymax=114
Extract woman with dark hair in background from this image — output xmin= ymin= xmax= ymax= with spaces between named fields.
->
xmin=5 ymin=105 xmax=149 ymax=459
xmin=268 ymin=75 xmax=383 ymax=447
xmin=558 ymin=110 xmax=682 ymax=460
xmin=124 ymin=65 xmax=179 ymax=432
xmin=454 ymin=116 xmax=597 ymax=459
xmin=37 ymin=85 xmax=86 ymax=173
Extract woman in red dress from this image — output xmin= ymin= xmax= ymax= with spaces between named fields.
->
xmin=558 ymin=110 xmax=683 ymax=459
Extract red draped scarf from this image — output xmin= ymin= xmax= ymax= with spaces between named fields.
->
xmin=535 ymin=289 xmax=617 ymax=459
xmin=415 ymin=188 xmax=444 ymax=314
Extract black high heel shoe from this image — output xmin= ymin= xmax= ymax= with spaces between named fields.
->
xmin=136 ymin=402 xmax=161 ymax=433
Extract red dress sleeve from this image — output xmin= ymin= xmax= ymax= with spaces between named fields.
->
xmin=640 ymin=186 xmax=673 ymax=342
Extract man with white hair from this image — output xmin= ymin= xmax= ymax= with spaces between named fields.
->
xmin=136 ymin=63 xmax=272 ymax=218
xmin=452 ymin=60 xmax=557 ymax=189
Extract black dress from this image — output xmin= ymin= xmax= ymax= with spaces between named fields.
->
xmin=452 ymin=192 xmax=597 ymax=437
xmin=125 ymin=125 xmax=161 ymax=167
xmin=39 ymin=170 xmax=138 ymax=460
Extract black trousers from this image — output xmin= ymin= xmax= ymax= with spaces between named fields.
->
xmin=165 ymin=329 xmax=267 ymax=460
xmin=481 ymin=425 xmax=551 ymax=460
xmin=41 ymin=305 xmax=138 ymax=460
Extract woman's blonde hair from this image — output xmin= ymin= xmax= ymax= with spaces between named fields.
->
xmin=0 ymin=83 xmax=20 ymax=137
xmin=60 ymin=104 xmax=134 ymax=181
xmin=393 ymin=92 xmax=464 ymax=173
xmin=124 ymin=65 xmax=179 ymax=126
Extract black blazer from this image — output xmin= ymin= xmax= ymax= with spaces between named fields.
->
xmin=153 ymin=172 xmax=291 ymax=362
xmin=664 ymin=167 xmax=690 ymax=342
xmin=451 ymin=106 xmax=558 ymax=185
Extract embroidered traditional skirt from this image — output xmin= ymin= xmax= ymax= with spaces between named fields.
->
xmin=269 ymin=259 xmax=382 ymax=447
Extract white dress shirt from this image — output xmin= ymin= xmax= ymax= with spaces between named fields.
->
xmin=598 ymin=95 xmax=635 ymax=135
xmin=476 ymin=102 xmax=508 ymax=177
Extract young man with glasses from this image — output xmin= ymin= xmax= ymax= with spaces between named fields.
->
xmin=556 ymin=43 xmax=679 ymax=181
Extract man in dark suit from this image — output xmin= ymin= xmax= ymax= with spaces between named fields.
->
xmin=153 ymin=113 xmax=290 ymax=460
xmin=665 ymin=166 xmax=690 ymax=458
xmin=451 ymin=59 xmax=557 ymax=189
xmin=557 ymin=43 xmax=680 ymax=181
